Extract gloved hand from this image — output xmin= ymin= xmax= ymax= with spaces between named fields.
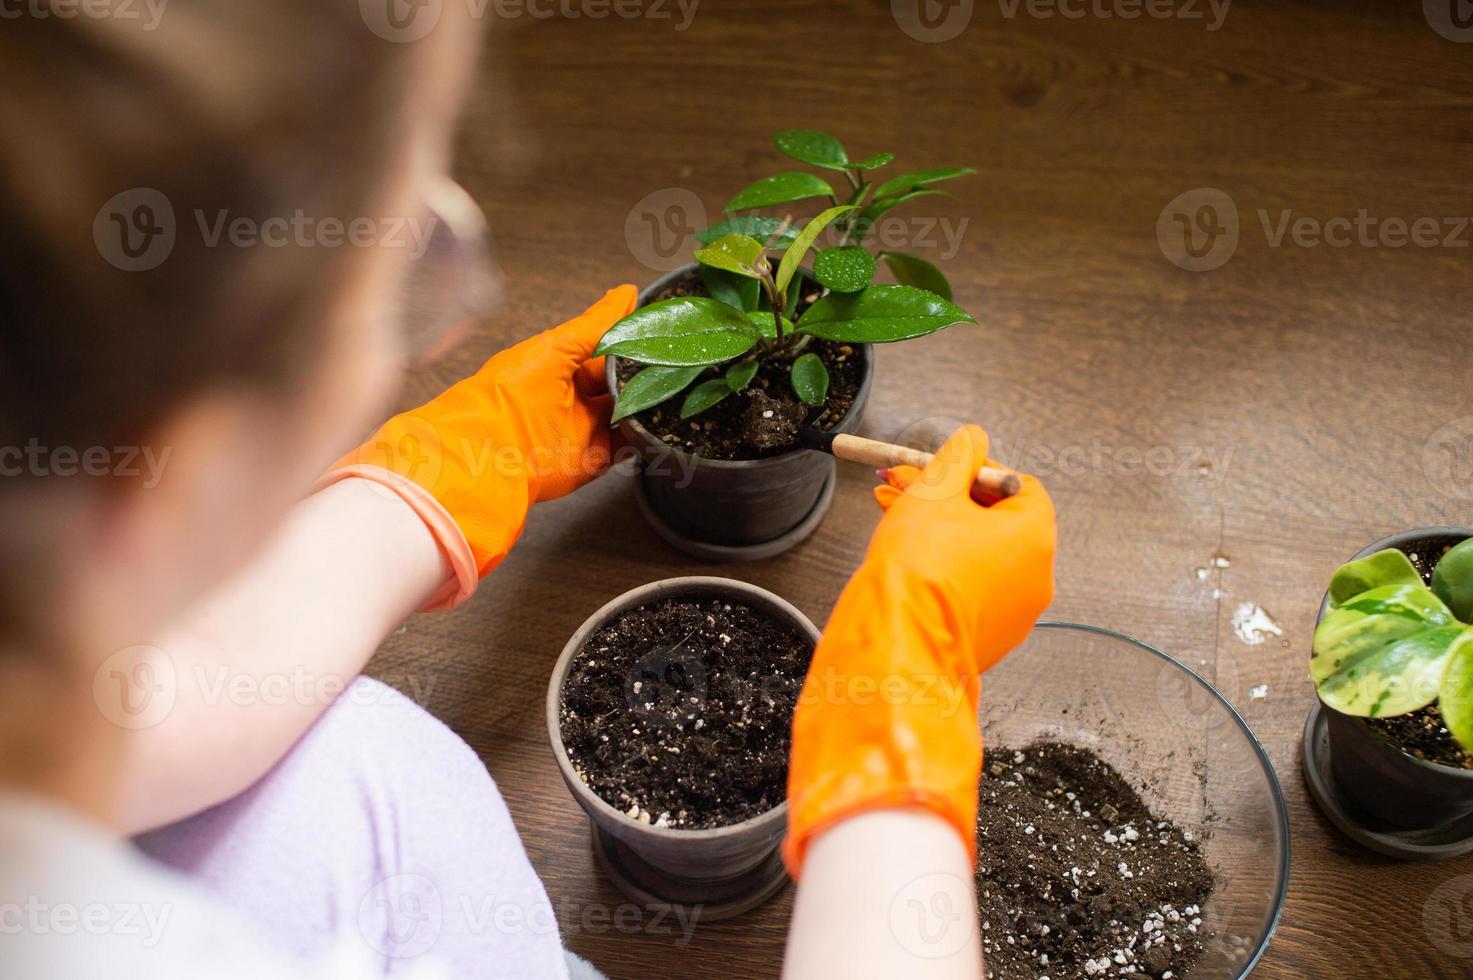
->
xmin=784 ymin=424 xmax=1056 ymax=874
xmin=318 ymin=285 xmax=636 ymax=610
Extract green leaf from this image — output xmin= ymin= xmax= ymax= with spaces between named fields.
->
xmin=699 ymin=264 xmax=760 ymax=313
xmin=857 ymin=189 xmax=949 ymax=236
xmin=775 ymin=205 xmax=855 ymax=295
xmin=693 ymin=233 xmax=765 ymax=279
xmin=785 ymin=271 xmax=806 ymax=317
xmin=1310 ymin=583 xmax=1459 ymax=717
xmin=697 ymin=216 xmax=798 ymax=249
xmin=595 ymin=297 xmax=760 ymax=366
xmin=611 ymin=365 xmax=704 ymax=422
xmin=746 ymin=310 xmax=793 ymax=340
xmin=1439 ymin=630 xmax=1473 ymax=750
xmin=852 ymin=152 xmax=895 ymax=171
xmin=872 ymin=167 xmax=976 ymax=202
xmin=680 ymin=379 xmax=734 ymax=419
xmin=1329 ymin=549 xmax=1424 ymax=607
xmin=813 ymin=246 xmax=876 ymax=293
xmin=726 ymin=172 xmax=835 ymax=212
xmin=725 ymin=359 xmax=759 ymax=391
xmin=774 ymin=129 xmax=849 ymax=171
xmin=796 ymin=284 xmax=975 ymax=343
xmin=880 ymin=251 xmax=952 ymax=301
xmin=791 ymin=352 xmax=829 ymax=406
xmin=1433 ymin=538 xmax=1473 ymax=623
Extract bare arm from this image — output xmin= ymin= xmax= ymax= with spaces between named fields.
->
xmin=114 ymin=477 xmax=448 ymax=833
xmin=783 ymin=807 xmax=982 ymax=980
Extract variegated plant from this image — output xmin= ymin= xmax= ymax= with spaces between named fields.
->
xmin=600 ymin=130 xmax=976 ymax=422
xmin=1311 ymin=539 xmax=1473 ymax=748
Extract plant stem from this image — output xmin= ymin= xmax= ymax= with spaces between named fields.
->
xmin=835 ymin=170 xmax=867 ymax=249
xmin=757 ymin=266 xmax=785 ymax=347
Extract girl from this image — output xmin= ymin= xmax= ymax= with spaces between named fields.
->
xmin=0 ymin=3 xmax=1055 ymax=978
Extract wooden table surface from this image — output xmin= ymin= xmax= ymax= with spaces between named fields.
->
xmin=368 ymin=2 xmax=1473 ymax=976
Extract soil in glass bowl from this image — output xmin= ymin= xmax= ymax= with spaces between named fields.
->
xmin=558 ymin=596 xmax=813 ymax=829
xmin=978 ymin=741 xmax=1216 ymax=980
xmin=613 ymin=266 xmax=864 ymax=461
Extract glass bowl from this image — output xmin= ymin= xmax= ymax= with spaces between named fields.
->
xmin=980 ymin=623 xmax=1290 ymax=978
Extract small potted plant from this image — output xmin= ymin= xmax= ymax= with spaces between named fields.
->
xmin=1306 ymin=527 xmax=1473 ymax=853
xmin=600 ymin=129 xmax=976 ymax=559
xmin=545 ymin=576 xmax=818 ymax=919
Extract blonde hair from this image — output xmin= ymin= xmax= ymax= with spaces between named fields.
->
xmin=0 ymin=0 xmax=422 ymax=454
xmin=0 ymin=1 xmax=437 ymax=645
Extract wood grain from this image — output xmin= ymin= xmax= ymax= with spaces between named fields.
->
xmin=368 ymin=1 xmax=1473 ymax=976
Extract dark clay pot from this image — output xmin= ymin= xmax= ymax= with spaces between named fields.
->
xmin=606 ymin=264 xmax=874 ymax=562
xmin=545 ymin=576 xmax=820 ymax=920
xmin=1316 ymin=527 xmax=1473 ymax=832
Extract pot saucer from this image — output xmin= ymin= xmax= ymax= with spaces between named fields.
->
xmin=590 ymin=822 xmax=791 ymax=922
xmin=633 ymin=464 xmax=835 ymax=563
xmin=1302 ymin=701 xmax=1473 ymax=860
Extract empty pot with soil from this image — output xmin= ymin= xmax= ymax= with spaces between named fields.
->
xmin=1304 ymin=526 xmax=1473 ymax=853
xmin=545 ymin=576 xmax=818 ymax=919
xmin=608 ymin=264 xmax=874 ymax=560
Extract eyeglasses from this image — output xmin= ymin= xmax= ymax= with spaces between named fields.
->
xmin=399 ymin=177 xmax=502 ymax=364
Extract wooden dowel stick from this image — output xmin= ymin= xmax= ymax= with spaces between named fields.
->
xmin=828 ymin=433 xmax=1021 ymax=502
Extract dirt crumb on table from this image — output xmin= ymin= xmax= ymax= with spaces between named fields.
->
xmin=559 ymin=597 xmax=813 ymax=829
xmin=978 ymin=741 xmax=1215 ymax=980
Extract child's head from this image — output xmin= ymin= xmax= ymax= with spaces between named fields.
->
xmin=0 ymin=1 xmax=480 ymax=659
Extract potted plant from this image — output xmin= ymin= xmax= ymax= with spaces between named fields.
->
xmin=1306 ymin=527 xmax=1473 ymax=849
xmin=545 ymin=576 xmax=819 ymax=919
xmin=600 ymin=129 xmax=977 ymax=559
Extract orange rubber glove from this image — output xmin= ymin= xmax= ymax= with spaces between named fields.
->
xmin=784 ymin=424 xmax=1056 ymax=875
xmin=317 ymin=285 xmax=636 ymax=610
